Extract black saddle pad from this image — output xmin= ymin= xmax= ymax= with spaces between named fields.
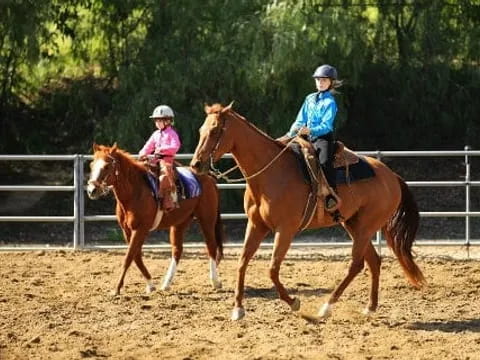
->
xmin=289 ymin=143 xmax=311 ymax=184
xmin=335 ymin=156 xmax=375 ymax=184
xmin=288 ymin=144 xmax=375 ymax=185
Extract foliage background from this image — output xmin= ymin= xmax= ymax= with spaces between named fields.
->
xmin=1 ymin=0 xmax=479 ymax=155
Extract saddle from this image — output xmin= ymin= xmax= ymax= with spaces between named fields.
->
xmin=295 ymin=137 xmax=359 ymax=169
xmin=144 ymin=161 xmax=201 ymax=203
xmin=292 ymin=137 xmax=359 ymax=217
xmin=332 ymin=141 xmax=360 ymax=168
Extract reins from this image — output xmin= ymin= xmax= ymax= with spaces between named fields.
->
xmin=209 ymin=136 xmax=298 ymax=183
xmin=87 ymin=154 xmax=119 ymax=195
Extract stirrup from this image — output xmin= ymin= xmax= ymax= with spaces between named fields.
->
xmin=325 ymin=195 xmax=337 ymax=210
xmin=325 ymin=194 xmax=342 ymax=212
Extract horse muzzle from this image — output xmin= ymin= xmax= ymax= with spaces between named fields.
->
xmin=190 ymin=159 xmax=210 ymax=175
xmin=86 ymin=180 xmax=110 ymax=200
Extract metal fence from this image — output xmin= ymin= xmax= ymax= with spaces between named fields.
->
xmin=1 ymin=148 xmax=480 ymax=252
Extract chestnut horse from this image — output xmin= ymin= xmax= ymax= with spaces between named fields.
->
xmin=87 ymin=143 xmax=224 ymax=295
xmin=190 ymin=103 xmax=425 ymax=321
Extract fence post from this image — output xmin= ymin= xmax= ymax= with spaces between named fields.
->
xmin=375 ymin=150 xmax=383 ymax=255
xmin=78 ymin=155 xmax=85 ymax=248
xmin=465 ymin=145 xmax=471 ymax=258
xmin=73 ymin=155 xmax=80 ymax=249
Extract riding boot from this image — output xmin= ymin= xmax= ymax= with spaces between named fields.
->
xmin=159 ymin=161 xmax=178 ymax=212
xmin=323 ymin=165 xmax=342 ymax=212
xmin=162 ymin=192 xmax=175 ymax=212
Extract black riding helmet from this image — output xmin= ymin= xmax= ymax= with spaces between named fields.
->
xmin=312 ymin=64 xmax=338 ymax=80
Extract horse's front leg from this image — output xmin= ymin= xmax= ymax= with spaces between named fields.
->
xmin=270 ymin=230 xmax=300 ymax=311
xmin=113 ymin=228 xmax=149 ymax=296
xmin=160 ymin=225 xmax=186 ymax=290
xmin=231 ymin=219 xmax=269 ymax=320
xmin=133 ymin=252 xmax=155 ymax=294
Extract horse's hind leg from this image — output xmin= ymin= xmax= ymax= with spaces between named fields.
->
xmin=319 ymin=217 xmax=375 ymax=318
xmin=232 ymin=219 xmax=269 ymax=320
xmin=197 ymin=213 xmax=222 ymax=289
xmin=114 ymin=228 xmax=148 ymax=295
xmin=133 ymin=252 xmax=155 ymax=294
xmin=161 ymin=221 xmax=190 ymax=291
xmin=363 ymin=242 xmax=381 ymax=314
xmin=270 ymin=230 xmax=300 ymax=312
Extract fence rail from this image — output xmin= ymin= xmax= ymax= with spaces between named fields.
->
xmin=1 ymin=148 xmax=479 ymax=252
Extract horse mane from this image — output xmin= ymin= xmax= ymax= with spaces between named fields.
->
xmin=207 ymin=103 xmax=284 ymax=149
xmin=96 ymin=144 xmax=147 ymax=174
xmin=114 ymin=147 xmax=148 ymax=173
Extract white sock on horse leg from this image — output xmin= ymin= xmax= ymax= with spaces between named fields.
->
xmin=161 ymin=257 xmax=177 ymax=290
xmin=145 ymin=278 xmax=156 ymax=294
xmin=209 ymin=258 xmax=222 ymax=289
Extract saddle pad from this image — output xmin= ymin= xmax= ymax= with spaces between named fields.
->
xmin=176 ymin=167 xmax=201 ymax=198
xmin=287 ymin=145 xmax=375 ymax=185
xmin=288 ymin=143 xmax=311 ymax=184
xmin=144 ymin=172 xmax=160 ymax=200
xmin=335 ymin=156 xmax=375 ymax=184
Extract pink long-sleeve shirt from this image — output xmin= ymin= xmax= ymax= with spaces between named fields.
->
xmin=139 ymin=126 xmax=181 ymax=164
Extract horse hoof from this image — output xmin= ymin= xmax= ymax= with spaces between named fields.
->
xmin=111 ymin=289 xmax=120 ymax=297
xmin=318 ymin=303 xmax=332 ymax=318
xmin=210 ymin=279 xmax=222 ymax=290
xmin=362 ymin=307 xmax=375 ymax=316
xmin=160 ymin=284 xmax=170 ymax=291
xmin=290 ymin=297 xmax=301 ymax=312
xmin=146 ymin=284 xmax=156 ymax=294
xmin=231 ymin=307 xmax=246 ymax=321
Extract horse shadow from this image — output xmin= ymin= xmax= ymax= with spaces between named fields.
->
xmin=245 ymin=285 xmax=331 ymax=299
xmin=407 ymin=319 xmax=480 ymax=333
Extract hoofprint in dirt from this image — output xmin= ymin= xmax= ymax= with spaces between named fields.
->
xmin=0 ymin=250 xmax=479 ymax=360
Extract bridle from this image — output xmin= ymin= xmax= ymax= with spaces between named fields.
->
xmin=87 ymin=154 xmax=119 ymax=196
xmin=206 ymin=111 xmax=234 ymax=180
xmin=204 ymin=111 xmax=296 ymax=183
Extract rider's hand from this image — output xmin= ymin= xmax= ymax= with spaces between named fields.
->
xmin=275 ymin=136 xmax=291 ymax=145
xmin=138 ymin=154 xmax=148 ymax=161
xmin=154 ymin=153 xmax=164 ymax=159
xmin=298 ymin=127 xmax=310 ymax=136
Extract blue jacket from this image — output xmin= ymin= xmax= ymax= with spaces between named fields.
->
xmin=287 ymin=91 xmax=338 ymax=140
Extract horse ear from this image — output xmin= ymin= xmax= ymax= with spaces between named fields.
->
xmin=223 ymin=101 xmax=234 ymax=113
xmin=204 ymin=103 xmax=211 ymax=114
xmin=92 ymin=143 xmax=100 ymax=152
xmin=111 ymin=142 xmax=118 ymax=154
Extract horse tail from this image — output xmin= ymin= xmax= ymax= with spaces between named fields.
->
xmin=214 ymin=204 xmax=225 ymax=264
xmin=383 ymin=176 xmax=426 ymax=289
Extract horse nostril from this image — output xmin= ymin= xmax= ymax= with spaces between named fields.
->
xmin=87 ymin=186 xmax=97 ymax=199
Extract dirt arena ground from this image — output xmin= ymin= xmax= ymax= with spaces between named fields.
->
xmin=1 ymin=247 xmax=480 ymax=360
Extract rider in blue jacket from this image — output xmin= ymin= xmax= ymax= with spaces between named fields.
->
xmin=285 ymin=64 xmax=342 ymax=211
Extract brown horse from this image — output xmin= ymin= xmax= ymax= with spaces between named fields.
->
xmin=190 ymin=103 xmax=425 ymax=321
xmin=87 ymin=143 xmax=224 ymax=295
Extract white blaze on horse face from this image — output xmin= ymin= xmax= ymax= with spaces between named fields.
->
xmin=199 ymin=123 xmax=208 ymax=135
xmin=87 ymin=158 xmax=107 ymax=193
xmin=196 ymin=122 xmax=216 ymax=162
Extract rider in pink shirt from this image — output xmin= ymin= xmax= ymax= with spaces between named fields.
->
xmin=139 ymin=105 xmax=181 ymax=211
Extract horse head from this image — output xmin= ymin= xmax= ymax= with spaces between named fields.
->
xmin=190 ymin=102 xmax=234 ymax=175
xmin=87 ymin=143 xmax=119 ymax=200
